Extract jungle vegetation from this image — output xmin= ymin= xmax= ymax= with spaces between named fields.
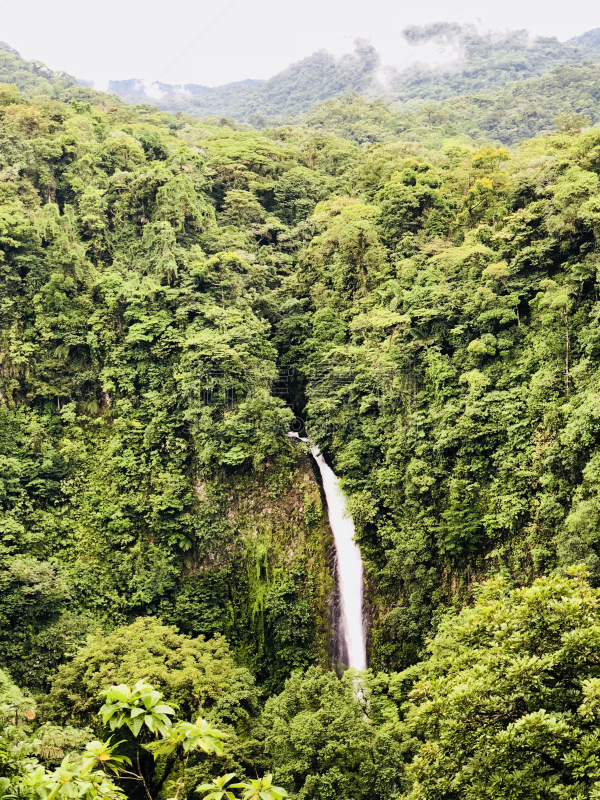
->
xmin=4 ymin=24 xmax=600 ymax=800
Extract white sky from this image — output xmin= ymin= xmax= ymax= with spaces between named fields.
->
xmin=2 ymin=0 xmax=600 ymax=88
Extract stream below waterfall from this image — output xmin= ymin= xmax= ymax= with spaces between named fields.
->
xmin=289 ymin=433 xmax=367 ymax=670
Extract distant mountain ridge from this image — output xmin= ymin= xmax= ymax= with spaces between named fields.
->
xmin=384 ymin=23 xmax=600 ymax=103
xmin=107 ymin=76 xmax=263 ymax=102
xmin=101 ymin=24 xmax=600 ymax=123
xmin=568 ymin=27 xmax=600 ymax=51
xmin=107 ymin=41 xmax=379 ymax=124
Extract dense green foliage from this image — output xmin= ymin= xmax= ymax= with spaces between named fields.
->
xmin=39 ymin=618 xmax=260 ymax=731
xmin=402 ymin=569 xmax=600 ymax=799
xmin=0 ymin=86 xmax=335 ymax=694
xmin=266 ymin=127 xmax=600 ymax=672
xmin=424 ymin=63 xmax=600 ymax=144
xmin=305 ymin=64 xmax=600 ymax=147
xmin=262 ymin=666 xmax=403 ymax=800
xmin=7 ymin=26 xmax=600 ymax=799
xmin=8 ymin=572 xmax=600 ymax=799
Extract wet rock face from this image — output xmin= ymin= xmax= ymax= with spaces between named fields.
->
xmin=190 ymin=449 xmax=335 ymax=688
xmin=327 ymin=544 xmax=344 ymax=670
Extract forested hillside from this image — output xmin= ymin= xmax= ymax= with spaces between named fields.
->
xmin=110 ymin=41 xmax=380 ymax=124
xmin=385 ymin=23 xmax=599 ymax=103
xmin=0 ymin=41 xmax=101 ymax=102
xmin=5 ymin=28 xmax=600 ymax=800
xmin=4 ymin=27 xmax=600 ymax=143
xmin=305 ymin=64 xmax=600 ymax=146
xmin=106 ymin=24 xmax=600 ymax=124
xmin=5 ymin=29 xmax=600 ymax=150
xmin=569 ymin=27 xmax=600 ymax=51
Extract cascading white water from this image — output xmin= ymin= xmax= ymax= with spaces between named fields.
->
xmin=289 ymin=433 xmax=367 ymax=670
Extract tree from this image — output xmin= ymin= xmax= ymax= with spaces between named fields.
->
xmin=0 ymin=670 xmax=126 ymax=800
xmin=555 ymin=112 xmax=591 ymax=134
xmin=376 ymin=162 xmax=447 ymax=246
xmin=0 ymin=671 xmax=235 ymax=800
xmin=402 ymin=569 xmax=600 ymax=800
xmin=20 ymin=753 xmax=127 ymax=800
xmin=41 ymin=618 xmax=259 ymax=731
xmin=100 ymin=680 xmax=227 ymax=800
xmin=535 ymin=278 xmax=574 ymax=393
xmin=303 ymin=198 xmax=388 ymax=297
xmin=261 ymin=667 xmax=377 ymax=800
xmin=221 ymin=190 xmax=265 ymax=228
xmin=229 ymin=774 xmax=288 ymax=800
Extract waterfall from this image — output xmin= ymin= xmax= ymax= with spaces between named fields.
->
xmin=289 ymin=433 xmax=367 ymax=670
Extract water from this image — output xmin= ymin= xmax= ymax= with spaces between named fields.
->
xmin=289 ymin=433 xmax=367 ymax=670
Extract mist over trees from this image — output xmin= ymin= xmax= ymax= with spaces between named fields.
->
xmin=103 ymin=24 xmax=600 ymax=126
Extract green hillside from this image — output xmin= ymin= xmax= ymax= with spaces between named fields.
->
xmin=569 ymin=26 xmax=600 ymax=51
xmin=105 ymin=24 xmax=599 ymax=124
xmin=305 ymin=62 xmax=600 ymax=146
xmin=0 ymin=41 xmax=102 ymax=102
xmin=109 ymin=40 xmax=380 ymax=123
xmin=3 ymin=28 xmax=600 ymax=145
xmin=385 ymin=23 xmax=599 ymax=103
xmin=5 ymin=26 xmax=600 ymax=800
